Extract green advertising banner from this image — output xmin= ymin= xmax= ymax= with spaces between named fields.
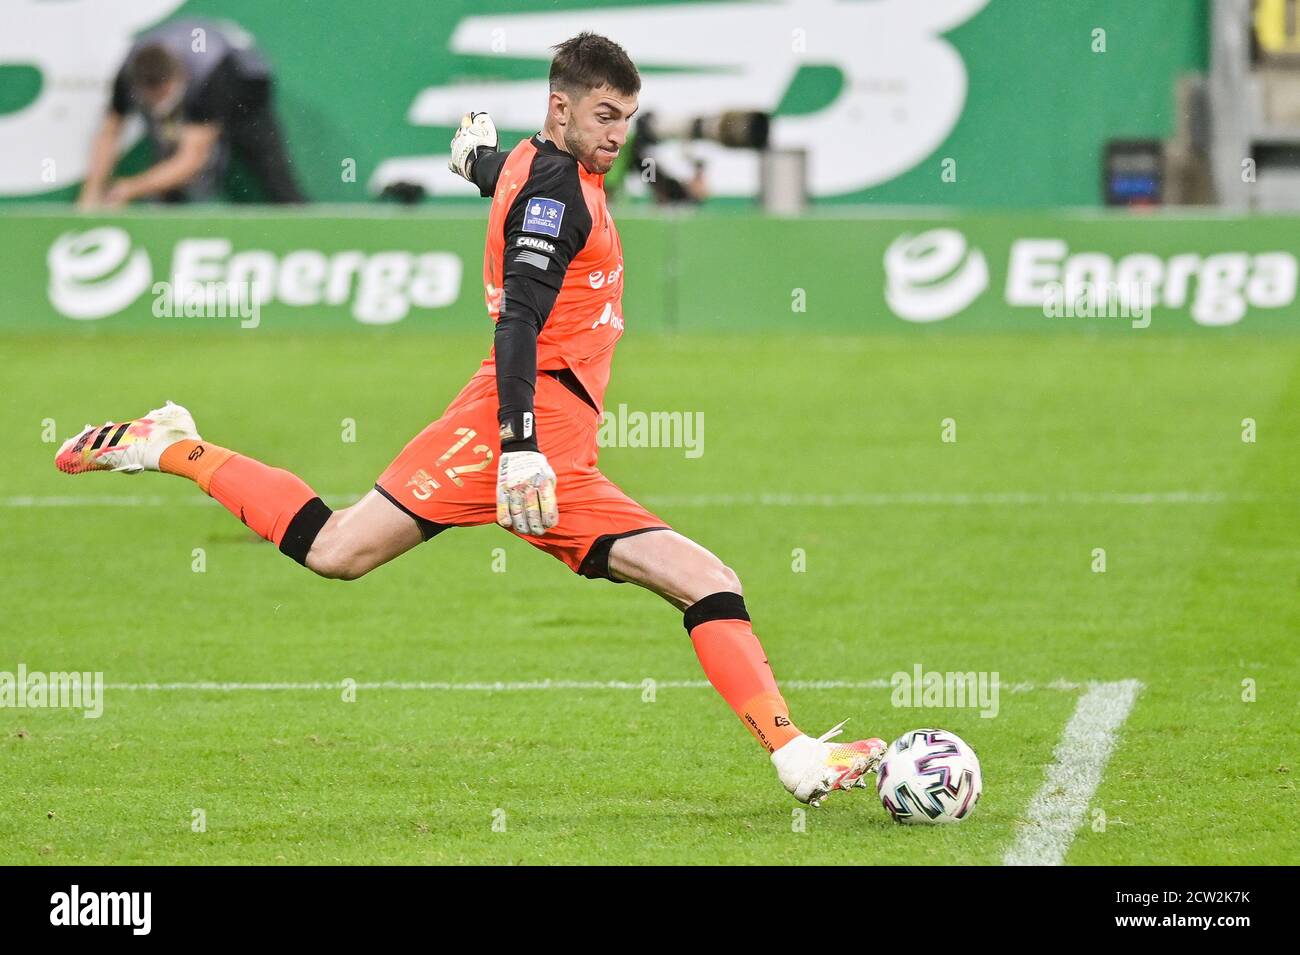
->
xmin=0 ymin=0 xmax=1206 ymax=207
xmin=2 ymin=210 xmax=1295 ymax=335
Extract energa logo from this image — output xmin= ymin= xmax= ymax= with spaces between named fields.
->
xmin=49 ymin=227 xmax=154 ymax=320
xmin=884 ymin=229 xmax=989 ymax=322
xmin=882 ymin=227 xmax=1298 ymax=326
xmin=46 ymin=228 xmax=463 ymax=324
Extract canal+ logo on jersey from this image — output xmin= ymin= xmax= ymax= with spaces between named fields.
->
xmin=523 ymin=198 xmax=565 ymax=238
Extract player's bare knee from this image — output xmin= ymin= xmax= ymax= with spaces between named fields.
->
xmin=314 ymin=548 xmax=370 ymax=581
xmin=677 ymin=560 xmax=743 ymax=614
xmin=335 ymin=562 xmax=370 ymax=582
xmin=306 ymin=526 xmax=368 ymax=581
xmin=305 ymin=541 xmax=343 ymax=579
xmin=705 ymin=560 xmax=742 ymax=597
xmin=331 ymin=554 xmax=371 ymax=581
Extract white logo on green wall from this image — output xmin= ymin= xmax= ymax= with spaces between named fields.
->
xmin=375 ymin=0 xmax=992 ymax=199
xmin=49 ymin=228 xmax=154 ymax=320
xmin=884 ymin=228 xmax=1298 ymax=325
xmin=1006 ymin=240 xmax=1297 ymax=327
xmin=885 ymin=229 xmax=989 ymax=322
xmin=46 ymin=229 xmax=464 ymax=323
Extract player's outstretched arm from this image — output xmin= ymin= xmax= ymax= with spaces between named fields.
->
xmin=448 ymin=111 xmax=506 ymax=197
xmin=494 ymin=300 xmax=558 ymax=536
xmin=492 ymin=148 xmax=594 ymax=536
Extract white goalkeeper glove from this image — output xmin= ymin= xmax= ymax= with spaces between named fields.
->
xmin=448 ymin=111 xmax=499 ymax=183
xmin=496 ymin=450 xmax=559 ymax=536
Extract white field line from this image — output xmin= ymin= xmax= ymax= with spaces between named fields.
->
xmin=101 ymin=678 xmax=1091 ymax=693
xmin=2 ymin=491 xmax=1260 ymax=509
xmin=1003 ymin=679 xmax=1143 ymax=867
xmin=644 ymin=492 xmax=1241 ymax=507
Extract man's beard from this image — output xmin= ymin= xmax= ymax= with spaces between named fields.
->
xmin=564 ymin=129 xmax=607 ymax=173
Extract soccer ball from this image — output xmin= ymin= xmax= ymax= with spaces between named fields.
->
xmin=876 ymin=728 xmax=982 ymax=824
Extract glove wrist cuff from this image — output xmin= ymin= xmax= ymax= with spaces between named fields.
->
xmin=471 ymin=144 xmax=497 ymax=172
xmin=499 ymin=411 xmax=537 ymax=454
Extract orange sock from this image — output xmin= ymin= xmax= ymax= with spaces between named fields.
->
xmin=685 ymin=592 xmax=801 ymax=753
xmin=158 ymin=439 xmax=234 ymax=493
xmin=159 ymin=440 xmax=327 ymax=559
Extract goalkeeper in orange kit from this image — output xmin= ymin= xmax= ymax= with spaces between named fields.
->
xmin=54 ymin=32 xmax=884 ymax=806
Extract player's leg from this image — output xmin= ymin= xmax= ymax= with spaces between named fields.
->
xmin=54 ymin=400 xmax=426 ymax=578
xmin=605 ymin=528 xmax=794 ymax=747
xmin=302 ymin=490 xmax=425 ymax=579
xmin=606 ymin=527 xmax=886 ymax=806
xmin=604 ymin=527 xmax=741 ymax=610
xmin=495 ymin=373 xmax=884 ymax=804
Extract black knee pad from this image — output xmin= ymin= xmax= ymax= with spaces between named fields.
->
xmin=278 ymin=497 xmax=333 ymax=566
xmin=683 ymin=591 xmax=750 ymax=633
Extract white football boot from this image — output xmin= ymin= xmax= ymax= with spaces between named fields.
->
xmin=772 ymin=721 xmax=887 ymax=807
xmin=55 ymin=400 xmax=199 ymax=475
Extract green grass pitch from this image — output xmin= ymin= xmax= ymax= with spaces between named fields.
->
xmin=1 ymin=329 xmax=1296 ymax=864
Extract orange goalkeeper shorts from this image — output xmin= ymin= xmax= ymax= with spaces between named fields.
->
xmin=374 ymin=370 xmax=669 ymax=579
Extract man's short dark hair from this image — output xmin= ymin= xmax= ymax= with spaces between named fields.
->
xmin=127 ymin=44 xmax=182 ymax=91
xmin=549 ymin=32 xmax=640 ymax=99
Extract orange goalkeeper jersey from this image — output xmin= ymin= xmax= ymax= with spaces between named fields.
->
xmin=473 ymin=134 xmax=626 ymax=412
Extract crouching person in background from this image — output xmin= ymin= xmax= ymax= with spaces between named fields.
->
xmin=79 ymin=19 xmax=306 ymax=207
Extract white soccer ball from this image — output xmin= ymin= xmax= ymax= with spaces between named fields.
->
xmin=876 ymin=728 xmax=982 ymax=824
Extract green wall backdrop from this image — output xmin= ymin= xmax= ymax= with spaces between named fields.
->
xmin=0 ymin=0 xmax=1208 ymax=207
xmin=7 ymin=209 xmax=1295 ymax=334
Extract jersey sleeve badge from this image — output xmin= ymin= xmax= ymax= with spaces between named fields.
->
xmin=523 ymin=198 xmax=566 ymax=238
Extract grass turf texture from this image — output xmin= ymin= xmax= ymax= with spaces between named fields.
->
xmin=1 ymin=330 xmax=1297 ymax=865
